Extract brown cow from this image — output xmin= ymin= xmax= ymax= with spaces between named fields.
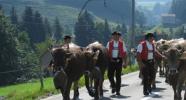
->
xmin=51 ymin=44 xmax=101 ymax=100
xmin=156 ymin=38 xmax=185 ymax=83
xmin=86 ymin=41 xmax=109 ymax=98
xmin=164 ymin=39 xmax=186 ymax=100
xmin=155 ymin=39 xmax=168 ymax=76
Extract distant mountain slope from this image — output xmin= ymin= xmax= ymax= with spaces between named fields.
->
xmin=45 ymin=0 xmax=132 ymax=24
xmin=0 ymin=0 xmax=101 ymax=28
xmin=0 ymin=0 xmax=131 ymax=27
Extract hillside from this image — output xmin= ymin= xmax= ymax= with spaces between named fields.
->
xmin=0 ymin=0 xmax=125 ymax=30
xmin=0 ymin=0 xmax=80 ymax=27
xmin=1 ymin=0 xmax=133 ymax=23
xmin=1 ymin=0 xmax=111 ymax=30
xmin=45 ymin=0 xmax=132 ymax=23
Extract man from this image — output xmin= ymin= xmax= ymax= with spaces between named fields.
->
xmin=136 ymin=33 xmax=164 ymax=96
xmin=62 ymin=35 xmax=72 ymax=49
xmin=106 ymin=31 xmax=127 ymax=95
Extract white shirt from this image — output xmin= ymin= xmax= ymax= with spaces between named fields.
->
xmin=106 ymin=40 xmax=127 ymax=58
xmin=137 ymin=41 xmax=153 ymax=60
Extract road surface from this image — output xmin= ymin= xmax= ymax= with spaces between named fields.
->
xmin=42 ymin=71 xmax=181 ymax=100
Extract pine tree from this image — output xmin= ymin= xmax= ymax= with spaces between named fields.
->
xmin=53 ymin=17 xmax=63 ymax=42
xmin=95 ymin=22 xmax=105 ymax=43
xmin=116 ymin=24 xmax=122 ymax=31
xmin=33 ymin=11 xmax=46 ymax=43
xmin=121 ymin=23 xmax=127 ymax=35
xmin=44 ymin=17 xmax=52 ymax=38
xmin=10 ymin=6 xmax=18 ymax=25
xmin=0 ymin=7 xmax=39 ymax=86
xmin=136 ymin=11 xmax=146 ymax=28
xmin=171 ymin=0 xmax=186 ymax=23
xmin=22 ymin=6 xmax=34 ymax=43
xmin=103 ymin=19 xmax=111 ymax=45
xmin=74 ymin=10 xmax=96 ymax=46
xmin=0 ymin=9 xmax=19 ymax=86
xmin=16 ymin=31 xmax=38 ymax=82
xmin=171 ymin=0 xmax=177 ymax=14
xmin=64 ymin=25 xmax=72 ymax=36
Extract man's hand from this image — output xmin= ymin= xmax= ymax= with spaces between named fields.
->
xmin=122 ymin=62 xmax=127 ymax=68
xmin=122 ymin=56 xmax=128 ymax=68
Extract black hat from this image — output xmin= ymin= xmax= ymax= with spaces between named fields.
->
xmin=112 ymin=31 xmax=121 ymax=36
xmin=145 ymin=33 xmax=154 ymax=40
xmin=63 ymin=35 xmax=72 ymax=40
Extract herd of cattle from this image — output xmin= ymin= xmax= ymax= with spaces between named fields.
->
xmin=45 ymin=38 xmax=186 ymax=100
xmin=47 ymin=42 xmax=108 ymax=100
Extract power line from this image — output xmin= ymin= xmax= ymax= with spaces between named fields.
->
xmin=9 ymin=14 xmax=77 ymax=20
xmin=0 ymin=66 xmax=38 ymax=74
xmin=11 ymin=20 xmax=98 ymax=26
xmin=1 ymin=2 xmax=75 ymax=10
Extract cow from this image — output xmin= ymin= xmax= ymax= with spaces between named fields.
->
xmin=50 ymin=43 xmax=102 ymax=100
xmin=164 ymin=39 xmax=186 ymax=100
xmin=155 ymin=39 xmax=168 ymax=76
xmin=85 ymin=41 xmax=109 ymax=98
xmin=155 ymin=38 xmax=185 ymax=83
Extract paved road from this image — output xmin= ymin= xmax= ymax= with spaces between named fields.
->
xmin=42 ymin=71 xmax=180 ymax=100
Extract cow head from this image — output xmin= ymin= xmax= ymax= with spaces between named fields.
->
xmin=51 ymin=48 xmax=72 ymax=70
xmin=84 ymin=49 xmax=100 ymax=69
xmin=48 ymin=47 xmax=71 ymax=91
xmin=165 ymin=47 xmax=181 ymax=75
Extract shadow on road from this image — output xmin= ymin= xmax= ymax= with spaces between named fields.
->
xmin=155 ymin=81 xmax=162 ymax=84
xmin=121 ymin=84 xmax=129 ymax=87
xmin=100 ymin=97 xmax=112 ymax=100
xmin=153 ymin=87 xmax=166 ymax=92
xmin=103 ymin=89 xmax=109 ymax=92
xmin=152 ymin=94 xmax=162 ymax=98
xmin=159 ymin=75 xmax=165 ymax=77
xmin=110 ymin=94 xmax=131 ymax=99
xmin=143 ymin=93 xmax=162 ymax=98
xmin=90 ymin=97 xmax=112 ymax=100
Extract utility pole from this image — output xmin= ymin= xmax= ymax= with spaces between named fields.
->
xmin=131 ymin=0 xmax=135 ymax=48
xmin=78 ymin=0 xmax=92 ymax=20
xmin=129 ymin=0 xmax=135 ymax=66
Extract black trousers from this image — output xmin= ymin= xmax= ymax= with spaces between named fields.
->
xmin=142 ymin=60 xmax=155 ymax=93
xmin=108 ymin=58 xmax=123 ymax=93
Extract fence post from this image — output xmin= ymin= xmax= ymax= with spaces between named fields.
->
xmin=39 ymin=65 xmax=44 ymax=90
